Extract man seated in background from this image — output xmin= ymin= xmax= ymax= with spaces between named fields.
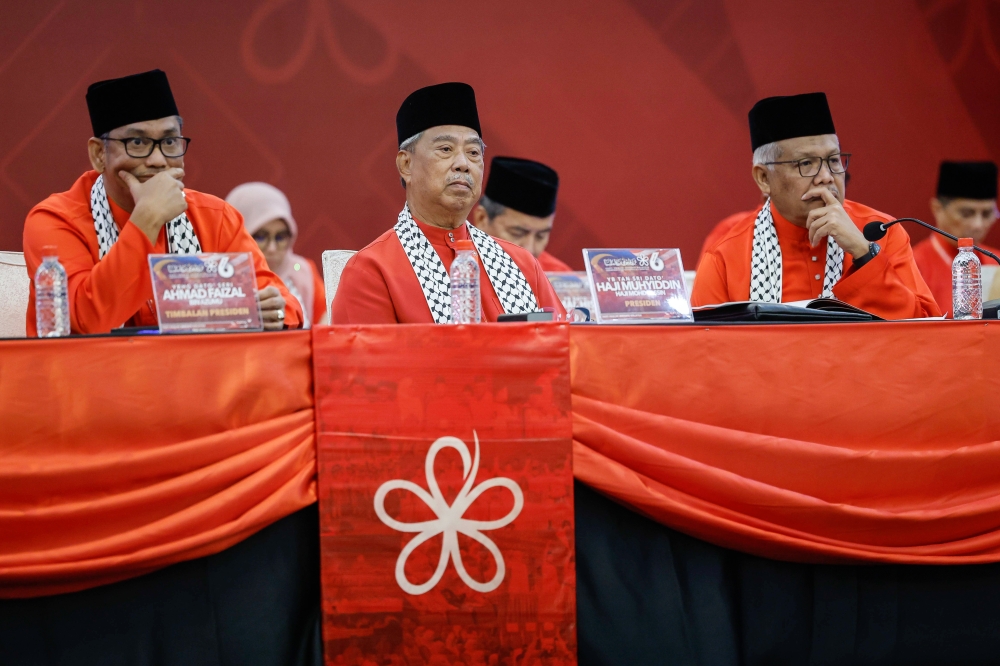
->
xmin=692 ymin=92 xmax=939 ymax=319
xmin=471 ymin=156 xmax=572 ymax=272
xmin=332 ymin=82 xmax=563 ymax=324
xmin=227 ymin=182 xmax=327 ymax=327
xmin=697 ymin=207 xmax=757 ymax=268
xmin=912 ymin=161 xmax=999 ymax=314
xmin=22 ymin=69 xmax=300 ymax=335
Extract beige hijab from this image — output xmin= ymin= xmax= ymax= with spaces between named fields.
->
xmin=226 ymin=182 xmax=316 ymax=326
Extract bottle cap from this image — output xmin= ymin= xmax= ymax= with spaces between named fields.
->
xmin=41 ymin=244 xmax=58 ymax=258
xmin=958 ymin=237 xmax=974 ymax=248
xmin=455 ymin=240 xmax=475 ymax=251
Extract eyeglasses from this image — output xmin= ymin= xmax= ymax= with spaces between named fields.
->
xmin=106 ymin=136 xmax=192 ymax=158
xmin=765 ymin=153 xmax=851 ymax=177
xmin=252 ymin=230 xmax=292 ymax=248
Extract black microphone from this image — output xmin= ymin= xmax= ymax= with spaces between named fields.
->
xmin=862 ymin=218 xmax=1000 ymax=265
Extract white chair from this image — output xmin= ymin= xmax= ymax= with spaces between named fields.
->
xmin=0 ymin=252 xmax=29 ymax=338
xmin=322 ymin=250 xmax=357 ymax=320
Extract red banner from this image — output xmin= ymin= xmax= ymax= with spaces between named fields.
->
xmin=571 ymin=322 xmax=1000 ymax=563
xmin=314 ymin=324 xmax=576 ymax=665
xmin=0 ymin=331 xmax=315 ymax=598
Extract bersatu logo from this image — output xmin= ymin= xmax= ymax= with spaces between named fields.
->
xmin=373 ymin=432 xmax=524 ymax=595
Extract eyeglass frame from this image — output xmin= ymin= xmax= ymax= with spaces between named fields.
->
xmin=251 ymin=229 xmax=293 ymax=248
xmin=104 ymin=136 xmax=192 ymax=159
xmin=763 ymin=153 xmax=851 ymax=178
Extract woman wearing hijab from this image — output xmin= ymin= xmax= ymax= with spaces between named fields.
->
xmin=226 ymin=182 xmax=327 ymax=327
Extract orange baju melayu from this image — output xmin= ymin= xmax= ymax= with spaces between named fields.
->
xmin=23 ymin=170 xmax=302 ymax=335
xmin=692 ymin=199 xmax=941 ymax=319
xmin=697 ymin=209 xmax=755 ymax=267
xmin=538 ymin=250 xmax=573 ymax=273
xmin=332 ymin=217 xmax=565 ymax=324
xmin=912 ymin=234 xmax=1000 ymax=316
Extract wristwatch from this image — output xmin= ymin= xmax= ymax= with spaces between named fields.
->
xmin=852 ymin=242 xmax=880 ymax=269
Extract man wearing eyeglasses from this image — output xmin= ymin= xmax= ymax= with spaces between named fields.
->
xmin=22 ymin=69 xmax=301 ymax=335
xmin=912 ymin=161 xmax=1000 ymax=315
xmin=692 ymin=92 xmax=939 ymax=319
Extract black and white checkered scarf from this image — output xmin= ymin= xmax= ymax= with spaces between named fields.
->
xmin=750 ymin=198 xmax=844 ymax=302
xmin=394 ymin=204 xmax=538 ymax=323
xmin=91 ymin=174 xmax=202 ymax=259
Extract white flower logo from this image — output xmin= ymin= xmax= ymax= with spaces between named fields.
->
xmin=373 ymin=432 xmax=524 ymax=595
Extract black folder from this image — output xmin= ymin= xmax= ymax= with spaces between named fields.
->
xmin=693 ymin=299 xmax=880 ymax=323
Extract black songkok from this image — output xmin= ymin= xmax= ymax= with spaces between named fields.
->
xmin=86 ymin=69 xmax=179 ymax=137
xmin=396 ymin=82 xmax=481 ymax=146
xmin=748 ymin=92 xmax=836 ymax=152
xmin=937 ymin=161 xmax=998 ymax=200
xmin=485 ymin=157 xmax=559 ymax=218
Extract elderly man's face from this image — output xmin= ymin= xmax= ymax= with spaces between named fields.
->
xmin=398 ymin=125 xmax=484 ymax=220
xmin=752 ymin=134 xmax=845 ymax=226
xmin=931 ymin=197 xmax=998 ymax=244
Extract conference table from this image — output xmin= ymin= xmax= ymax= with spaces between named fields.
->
xmin=3 ymin=320 xmax=1000 ymax=666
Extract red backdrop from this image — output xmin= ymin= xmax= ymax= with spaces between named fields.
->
xmin=1 ymin=1 xmax=997 ymax=271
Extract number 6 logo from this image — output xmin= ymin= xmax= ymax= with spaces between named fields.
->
xmin=649 ymin=251 xmax=664 ymax=271
xmin=218 ymin=256 xmax=235 ymax=278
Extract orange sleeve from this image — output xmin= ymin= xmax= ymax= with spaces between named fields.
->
xmin=833 ymin=225 xmax=942 ymax=319
xmin=24 ymin=208 xmax=155 ymax=335
xmin=309 ymin=259 xmax=328 ymax=325
xmin=331 ymin=251 xmax=399 ymax=324
xmin=216 ymin=204 xmax=303 ymax=328
xmin=690 ymin=252 xmax=732 ymax=306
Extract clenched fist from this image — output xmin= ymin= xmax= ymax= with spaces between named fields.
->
xmin=120 ymin=168 xmax=188 ymax=244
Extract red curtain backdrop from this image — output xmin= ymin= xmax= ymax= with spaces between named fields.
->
xmin=313 ymin=324 xmax=576 ymax=664
xmin=0 ymin=332 xmax=316 ymax=597
xmin=571 ymin=321 xmax=1000 ymax=563
xmin=1 ymin=1 xmax=997 ymax=271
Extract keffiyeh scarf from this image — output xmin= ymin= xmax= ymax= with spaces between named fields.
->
xmin=749 ymin=198 xmax=844 ymax=302
xmin=91 ymin=174 xmax=201 ymax=259
xmin=394 ymin=204 xmax=538 ymax=323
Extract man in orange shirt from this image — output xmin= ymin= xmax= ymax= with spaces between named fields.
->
xmin=692 ymin=92 xmax=939 ymax=319
xmin=912 ymin=161 xmax=999 ymax=315
xmin=22 ymin=69 xmax=300 ymax=336
xmin=470 ymin=156 xmax=572 ymax=272
xmin=332 ymin=83 xmax=563 ymax=324
xmin=697 ymin=209 xmax=756 ymax=268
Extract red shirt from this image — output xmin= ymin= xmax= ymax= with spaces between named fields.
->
xmin=332 ymin=217 xmax=565 ymax=323
xmin=697 ymin=210 xmax=755 ymax=268
xmin=692 ymin=199 xmax=941 ymax=319
xmin=538 ymin=251 xmax=573 ymax=273
xmin=23 ymin=170 xmax=302 ymax=335
xmin=912 ymin=234 xmax=1000 ymax=316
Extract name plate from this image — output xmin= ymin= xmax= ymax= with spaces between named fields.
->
xmin=582 ymin=248 xmax=693 ymax=323
xmin=148 ymin=253 xmax=263 ymax=333
xmin=545 ymin=271 xmax=595 ymax=318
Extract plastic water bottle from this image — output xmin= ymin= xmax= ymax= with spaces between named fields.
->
xmin=35 ymin=245 xmax=70 ymax=337
xmin=952 ymin=237 xmax=982 ymax=320
xmin=449 ymin=240 xmax=481 ymax=324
